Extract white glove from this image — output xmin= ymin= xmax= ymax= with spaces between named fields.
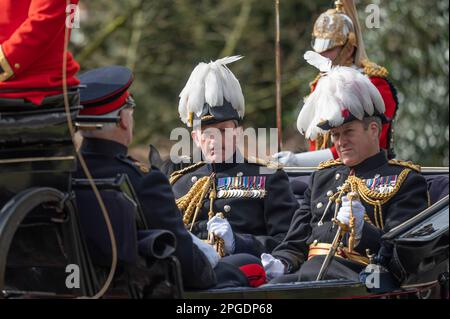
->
xmin=207 ymin=215 xmax=235 ymax=254
xmin=271 ymin=149 xmax=334 ymax=167
xmin=272 ymin=151 xmax=296 ymax=165
xmin=336 ymin=196 xmax=365 ymax=241
xmin=189 ymin=232 xmax=220 ymax=268
xmin=261 ymin=253 xmax=285 ymax=280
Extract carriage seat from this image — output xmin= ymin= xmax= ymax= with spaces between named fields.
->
xmin=426 ymin=174 xmax=449 ymax=205
xmin=0 ymin=92 xmax=81 ymax=147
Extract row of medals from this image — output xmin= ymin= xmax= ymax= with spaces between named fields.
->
xmin=216 ymin=188 xmax=267 ymax=199
xmin=215 ymin=176 xmax=267 ymax=199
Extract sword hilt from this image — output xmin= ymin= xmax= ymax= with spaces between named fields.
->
xmin=316 ymin=224 xmax=343 ymax=281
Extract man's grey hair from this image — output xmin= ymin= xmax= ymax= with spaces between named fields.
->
xmin=362 ymin=116 xmax=382 ymax=136
xmin=79 ymin=108 xmax=122 ymax=138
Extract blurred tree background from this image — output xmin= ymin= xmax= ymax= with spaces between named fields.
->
xmin=72 ymin=0 xmax=449 ymax=166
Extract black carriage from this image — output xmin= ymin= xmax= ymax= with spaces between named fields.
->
xmin=0 ymin=97 xmax=182 ymax=299
xmin=0 ymin=100 xmax=448 ymax=299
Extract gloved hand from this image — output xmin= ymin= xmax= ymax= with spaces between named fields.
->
xmin=272 ymin=151 xmax=296 ymax=166
xmin=207 ymin=215 xmax=235 ymax=254
xmin=189 ymin=232 xmax=220 ymax=268
xmin=271 ymin=149 xmax=334 ymax=167
xmin=337 ymin=195 xmax=365 ymax=241
xmin=261 ymin=253 xmax=285 ymax=280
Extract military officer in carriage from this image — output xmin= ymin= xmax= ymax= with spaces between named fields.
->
xmin=262 ymin=52 xmax=429 ymax=284
xmin=274 ymin=0 xmax=399 ymax=167
xmin=75 ymin=65 xmax=268 ymax=290
xmin=170 ymin=56 xmax=299 ymax=259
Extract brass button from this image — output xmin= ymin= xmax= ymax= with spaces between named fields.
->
xmin=224 ymin=205 xmax=231 ymax=213
xmin=316 ymin=202 xmax=323 ymax=209
xmin=237 ymin=172 xmax=243 ymax=177
xmin=335 ymin=173 xmax=341 ymax=180
xmin=191 ymin=176 xmax=198 ymax=183
xmin=313 ymin=240 xmax=318 ymax=246
xmin=14 ymin=63 xmax=20 ymax=69
xmin=327 ymin=190 xmax=334 ymax=197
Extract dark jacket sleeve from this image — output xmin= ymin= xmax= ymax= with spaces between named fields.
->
xmin=355 ymin=171 xmax=429 ymax=282
xmin=233 ymin=169 xmax=299 ymax=257
xmin=271 ymin=172 xmax=314 ymax=272
xmin=136 ymin=168 xmax=217 ymax=289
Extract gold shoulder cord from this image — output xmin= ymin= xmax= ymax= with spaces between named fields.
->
xmin=176 ymin=175 xmax=210 ymax=225
xmin=175 ymin=172 xmax=225 ymax=257
xmin=207 ymin=178 xmax=225 ymax=257
xmin=338 ymin=169 xmax=411 ymax=230
xmin=317 ymin=158 xmax=343 ymax=170
xmin=169 ymin=161 xmax=205 ymax=185
xmin=361 ymin=59 xmax=389 ymax=78
xmin=388 ymin=159 xmax=421 ymax=173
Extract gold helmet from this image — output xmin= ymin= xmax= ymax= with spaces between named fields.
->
xmin=311 ymin=0 xmax=369 ymax=67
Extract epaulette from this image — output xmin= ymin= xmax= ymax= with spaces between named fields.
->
xmin=361 ymin=59 xmax=389 ymax=78
xmin=317 ymin=159 xmax=343 ymax=170
xmin=246 ymin=156 xmax=283 ymax=170
xmin=388 ymin=159 xmax=421 ymax=173
xmin=117 ymin=155 xmax=151 ymax=174
xmin=169 ymin=161 xmax=205 ymax=185
xmin=135 ymin=161 xmax=150 ymax=174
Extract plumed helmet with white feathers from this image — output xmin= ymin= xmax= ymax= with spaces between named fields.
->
xmin=312 ymin=0 xmax=370 ymax=68
xmin=297 ymin=51 xmax=387 ymax=140
xmin=178 ymin=56 xmax=245 ymax=127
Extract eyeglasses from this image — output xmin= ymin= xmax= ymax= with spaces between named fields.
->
xmin=124 ymin=95 xmax=136 ymax=109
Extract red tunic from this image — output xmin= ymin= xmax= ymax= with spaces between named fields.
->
xmin=0 ymin=0 xmax=80 ymax=105
xmin=309 ymin=75 xmax=397 ymax=159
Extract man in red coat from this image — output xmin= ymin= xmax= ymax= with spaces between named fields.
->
xmin=0 ymin=0 xmax=80 ymax=105
xmin=274 ymin=0 xmax=398 ymax=166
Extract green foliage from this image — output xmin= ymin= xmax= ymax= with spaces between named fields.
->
xmin=72 ymin=0 xmax=449 ymax=166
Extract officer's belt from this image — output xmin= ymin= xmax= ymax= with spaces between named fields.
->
xmin=308 ymin=243 xmax=369 ymax=266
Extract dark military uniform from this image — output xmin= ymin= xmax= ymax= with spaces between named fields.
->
xmin=171 ymin=157 xmax=299 ymax=257
xmin=271 ymin=151 xmax=429 ymax=282
xmin=75 ymin=137 xmax=216 ymax=290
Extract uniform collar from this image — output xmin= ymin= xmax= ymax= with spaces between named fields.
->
xmin=350 ymin=151 xmax=388 ymax=175
xmin=205 ymin=152 xmax=242 ymax=173
xmin=80 ymin=137 xmax=128 ymax=157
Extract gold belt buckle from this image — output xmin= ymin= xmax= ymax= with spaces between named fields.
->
xmin=308 ymin=242 xmax=369 ymax=265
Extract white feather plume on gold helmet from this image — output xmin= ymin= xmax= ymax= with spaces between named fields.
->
xmin=312 ymin=0 xmax=369 ymax=68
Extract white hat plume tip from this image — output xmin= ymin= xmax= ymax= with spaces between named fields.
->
xmin=304 ymin=50 xmax=332 ymax=73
